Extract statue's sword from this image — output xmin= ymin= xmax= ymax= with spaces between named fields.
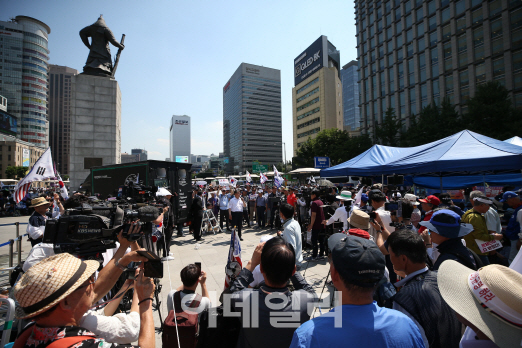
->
xmin=111 ymin=34 xmax=125 ymax=77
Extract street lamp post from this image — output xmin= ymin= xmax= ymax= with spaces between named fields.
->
xmin=283 ymin=142 xmax=287 ymax=173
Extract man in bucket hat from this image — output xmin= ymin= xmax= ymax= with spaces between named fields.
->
xmin=13 ymin=225 xmax=155 ymax=348
xmin=26 ymin=197 xmax=52 ymax=246
xmin=420 ymin=209 xmax=482 ymax=271
xmin=438 ymin=261 xmax=522 ymax=347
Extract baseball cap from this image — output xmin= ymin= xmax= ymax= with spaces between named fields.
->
xmin=360 ymin=193 xmax=369 ymax=202
xmin=500 ymin=191 xmax=519 ymax=202
xmin=331 ymin=235 xmax=385 ymax=287
xmin=419 ymin=209 xmax=473 ymax=238
xmin=418 ymin=195 xmax=441 ymax=206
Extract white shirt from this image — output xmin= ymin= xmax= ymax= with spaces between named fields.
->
xmin=484 ymin=208 xmax=501 ymax=234
xmin=281 ymin=218 xmax=303 ymax=263
xmin=249 ymin=264 xmax=265 ymax=288
xmin=166 ymin=290 xmax=211 ymax=314
xmin=326 ymin=206 xmax=348 ymax=231
xmin=229 ymin=196 xmax=245 ymax=212
xmin=368 ymin=206 xmax=395 ymax=240
xmin=79 ymin=308 xmax=140 ymax=344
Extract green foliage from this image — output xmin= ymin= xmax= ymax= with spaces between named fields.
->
xmin=374 ymin=108 xmax=402 ymax=146
xmin=5 ymin=166 xmax=28 ymax=179
xmin=294 ymin=128 xmax=373 ymax=167
xmin=463 ymin=81 xmax=520 ymax=140
xmin=62 ymin=174 xmax=70 ymax=181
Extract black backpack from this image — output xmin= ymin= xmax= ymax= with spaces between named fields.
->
xmin=196 ymin=306 xmax=241 ymax=348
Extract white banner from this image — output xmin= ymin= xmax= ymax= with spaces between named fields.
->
xmin=219 ymin=179 xmax=229 ymax=186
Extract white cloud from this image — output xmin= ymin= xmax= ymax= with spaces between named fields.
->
xmin=157 ymin=138 xmax=169 ymax=146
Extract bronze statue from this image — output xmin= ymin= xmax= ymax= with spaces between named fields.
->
xmin=79 ymin=15 xmax=125 ymax=77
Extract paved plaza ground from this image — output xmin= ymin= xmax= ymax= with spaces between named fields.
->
xmin=0 ymin=216 xmax=333 ymax=346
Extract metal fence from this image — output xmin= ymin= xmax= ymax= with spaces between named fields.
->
xmin=0 ymin=223 xmax=28 ymax=274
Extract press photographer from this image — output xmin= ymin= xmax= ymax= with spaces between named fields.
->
xmin=13 ymin=223 xmax=156 ymax=348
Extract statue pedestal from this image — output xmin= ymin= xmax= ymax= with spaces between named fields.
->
xmin=69 ymin=74 xmax=121 ymax=191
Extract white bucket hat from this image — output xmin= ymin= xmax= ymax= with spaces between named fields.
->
xmin=404 ymin=193 xmax=420 ymax=205
xmin=336 ymin=190 xmax=353 ymax=201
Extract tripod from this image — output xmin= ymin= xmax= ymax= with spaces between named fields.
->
xmin=311 ymin=268 xmax=336 ymax=317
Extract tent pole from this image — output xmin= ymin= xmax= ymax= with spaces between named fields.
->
xmin=382 ymin=174 xmax=384 ymax=185
xmin=483 ymin=173 xmax=486 ymax=193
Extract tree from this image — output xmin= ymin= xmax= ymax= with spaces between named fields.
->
xmin=5 ymin=166 xmax=28 ymax=179
xmin=62 ymin=174 xmax=69 ymax=181
xmin=294 ymin=128 xmax=373 ymax=168
xmin=375 ymin=108 xmax=402 ymax=146
xmin=403 ymin=98 xmax=462 ymax=146
xmin=463 ymin=81 xmax=517 ymax=139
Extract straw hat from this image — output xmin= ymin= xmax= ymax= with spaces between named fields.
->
xmin=14 ymin=253 xmax=99 ymax=319
xmin=29 ymin=197 xmax=50 ymax=208
xmin=438 ymin=261 xmax=522 ymax=347
xmin=348 ymin=209 xmax=370 ymax=230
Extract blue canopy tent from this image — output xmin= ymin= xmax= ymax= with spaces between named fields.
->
xmin=505 ymin=136 xmax=522 ymax=147
xmin=320 ymin=130 xmax=522 ymax=189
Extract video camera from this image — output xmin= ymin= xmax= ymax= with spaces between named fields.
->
xmin=120 ymin=181 xmax=159 ymax=204
xmin=42 ymin=203 xmax=163 ymax=259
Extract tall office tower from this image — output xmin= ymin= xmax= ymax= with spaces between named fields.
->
xmin=0 ymin=16 xmax=50 ymax=147
xmin=292 ymin=36 xmax=343 ymax=155
xmin=356 ymin=0 xmax=522 ymax=136
xmin=49 ymin=65 xmax=78 ymax=175
xmin=223 ymin=63 xmax=282 ymax=174
xmin=341 ymin=60 xmax=361 ymax=132
xmin=131 ymin=148 xmax=147 ymax=161
xmin=170 ymin=115 xmax=191 ymax=162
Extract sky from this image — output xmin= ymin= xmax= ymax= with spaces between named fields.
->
xmin=4 ymin=0 xmax=358 ymax=162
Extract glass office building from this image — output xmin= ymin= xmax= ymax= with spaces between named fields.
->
xmin=0 ymin=16 xmax=50 ymax=147
xmin=49 ymin=65 xmax=77 ymax=175
xmin=223 ymin=63 xmax=282 ymax=174
xmin=356 ymin=0 xmax=522 ymax=135
xmin=341 ymin=60 xmax=361 ymax=131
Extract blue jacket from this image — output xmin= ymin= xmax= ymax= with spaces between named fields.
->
xmin=506 ymin=204 xmax=522 ymax=240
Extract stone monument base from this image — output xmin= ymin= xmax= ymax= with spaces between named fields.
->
xmin=69 ymin=74 xmax=121 ymax=190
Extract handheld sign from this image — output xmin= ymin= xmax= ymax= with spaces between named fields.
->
xmin=475 ymin=239 xmax=502 ymax=254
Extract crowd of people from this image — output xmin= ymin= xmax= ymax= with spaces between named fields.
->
xmin=2 ymin=181 xmax=522 ymax=348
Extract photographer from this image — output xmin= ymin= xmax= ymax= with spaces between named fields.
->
xmin=166 ymin=264 xmax=211 ymax=314
xmin=322 ymin=190 xmax=352 ymax=231
xmin=368 ymin=190 xmax=396 ymax=241
xmin=228 ymin=238 xmax=317 ymax=348
xmin=13 ymin=224 xmax=156 ymax=348
xmin=156 ymin=188 xmax=174 ymax=260
xmin=306 ymin=190 xmax=326 ymax=261
xmin=267 ymin=186 xmax=280 ymax=229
